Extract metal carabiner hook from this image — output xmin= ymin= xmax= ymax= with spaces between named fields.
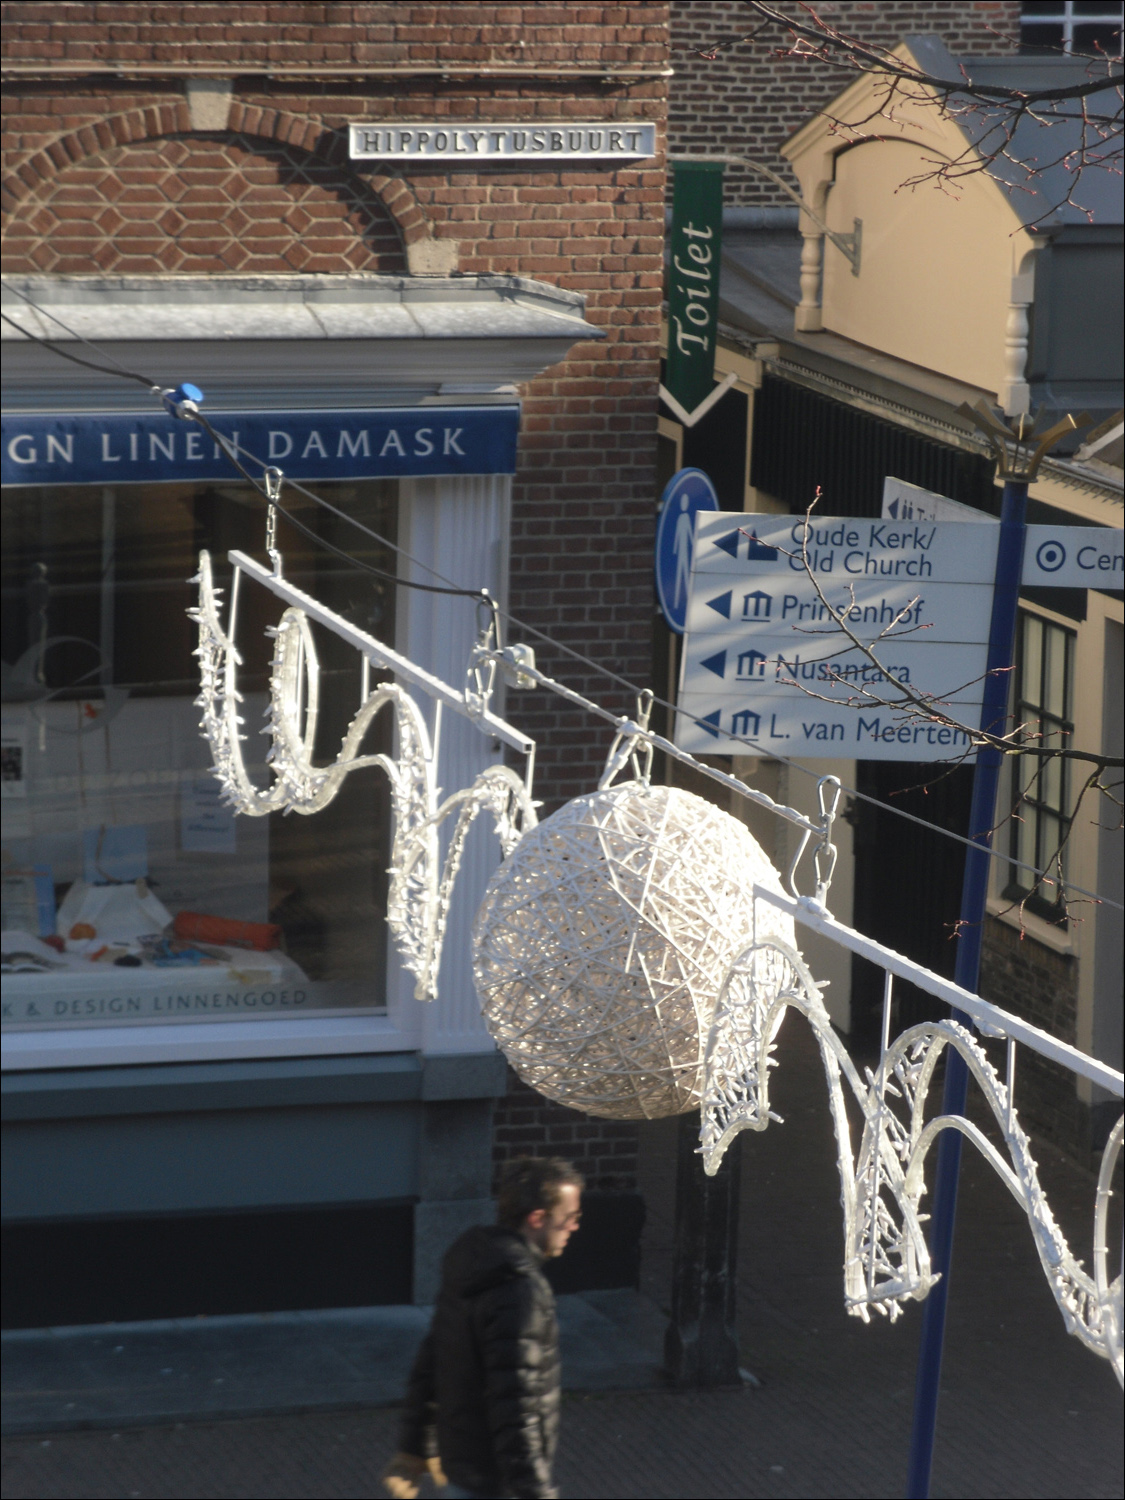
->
xmin=630 ymin=688 xmax=655 ymax=786
xmin=476 ymin=588 xmax=500 ymax=652
xmin=264 ymin=467 xmax=283 ymax=576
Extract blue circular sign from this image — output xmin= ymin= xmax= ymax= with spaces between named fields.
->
xmin=655 ymin=468 xmax=719 ymax=634
xmin=1035 ymin=539 xmax=1066 ymax=573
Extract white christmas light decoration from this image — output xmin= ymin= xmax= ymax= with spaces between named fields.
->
xmin=190 ymin=548 xmax=536 ymax=999
xmin=187 ymin=543 xmax=1121 ymax=1378
xmin=471 ymin=777 xmax=795 ymax=1119
xmin=702 ymin=933 xmax=1123 ymax=1383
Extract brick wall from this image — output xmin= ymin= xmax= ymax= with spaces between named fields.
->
xmin=2 ymin=129 xmax=406 ymax=274
xmin=978 ymin=916 xmax=1090 ymax=1157
xmin=667 ymin=0 xmax=1021 ymax=205
xmin=492 ymin=1064 xmax=640 ymax=1192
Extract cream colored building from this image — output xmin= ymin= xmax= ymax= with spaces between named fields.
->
xmin=660 ymin=37 xmax=1122 ymax=1156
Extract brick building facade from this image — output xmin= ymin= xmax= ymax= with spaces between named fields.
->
xmin=1 ymin=3 xmax=669 ymax=1322
xmin=1 ymin=3 xmax=666 ymax=805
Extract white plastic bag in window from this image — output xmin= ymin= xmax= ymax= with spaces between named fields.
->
xmin=56 ymin=879 xmax=172 ymax=945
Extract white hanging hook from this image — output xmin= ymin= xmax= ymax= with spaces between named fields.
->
xmin=477 ymin=588 xmax=501 ymax=651
xmin=631 ymin=688 xmax=655 ymax=785
xmin=264 ymin=467 xmax=284 ymax=576
xmin=813 ymin=774 xmax=842 ymax=906
xmin=466 ymin=589 xmax=500 ymax=722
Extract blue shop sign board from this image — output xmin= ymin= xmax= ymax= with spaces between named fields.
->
xmin=1 ymin=405 xmax=520 ymax=487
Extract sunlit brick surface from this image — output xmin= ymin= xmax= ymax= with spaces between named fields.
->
xmin=2 ymin=134 xmax=405 ymax=275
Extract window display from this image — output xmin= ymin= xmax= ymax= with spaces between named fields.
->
xmin=1 ymin=478 xmax=397 ymax=1028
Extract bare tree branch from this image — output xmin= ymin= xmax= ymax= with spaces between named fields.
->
xmin=682 ymin=1 xmax=1123 ymax=224
xmin=754 ymin=500 xmax=1122 ymax=924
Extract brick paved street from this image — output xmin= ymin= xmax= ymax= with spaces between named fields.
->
xmin=3 ymin=1023 xmax=1121 ymax=1500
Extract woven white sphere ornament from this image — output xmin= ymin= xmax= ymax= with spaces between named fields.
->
xmin=471 ymin=780 xmax=796 ymax=1120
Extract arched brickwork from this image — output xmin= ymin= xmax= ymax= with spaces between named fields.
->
xmin=1 ymin=101 xmax=433 ymax=275
xmin=4 ymin=133 xmax=408 ymax=275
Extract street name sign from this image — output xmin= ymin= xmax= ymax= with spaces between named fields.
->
xmin=349 ymin=122 xmax=657 ymax=164
xmin=676 ymin=513 xmax=998 ymax=761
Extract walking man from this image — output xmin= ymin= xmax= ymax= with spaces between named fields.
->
xmin=383 ymin=1156 xmax=584 ymax=1500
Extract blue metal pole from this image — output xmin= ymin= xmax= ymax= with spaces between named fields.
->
xmin=905 ymin=476 xmax=1029 ymax=1499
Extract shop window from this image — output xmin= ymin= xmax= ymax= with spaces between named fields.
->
xmin=1020 ymin=1 xmax=1123 ymax=56
xmin=1005 ymin=611 xmax=1076 ymax=919
xmin=1 ymin=480 xmax=397 ymax=1029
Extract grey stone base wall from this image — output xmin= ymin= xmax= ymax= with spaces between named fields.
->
xmin=413 ymin=1197 xmax=495 ymax=1306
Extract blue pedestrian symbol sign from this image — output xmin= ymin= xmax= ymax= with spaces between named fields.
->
xmin=655 ymin=468 xmax=719 ymax=634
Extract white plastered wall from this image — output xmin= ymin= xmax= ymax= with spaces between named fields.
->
xmin=820 ymin=138 xmax=1018 ymax=397
xmin=782 ymin=46 xmax=1039 ymax=408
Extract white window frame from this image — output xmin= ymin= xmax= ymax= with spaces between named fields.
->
xmin=2 ymin=273 xmax=598 ymax=1072
xmin=1020 ymin=1 xmax=1124 ymax=52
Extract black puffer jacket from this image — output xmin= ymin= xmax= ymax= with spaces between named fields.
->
xmin=399 ymin=1225 xmax=561 ymax=1500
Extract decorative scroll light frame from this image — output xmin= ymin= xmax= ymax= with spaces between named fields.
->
xmin=702 ymin=917 xmax=1123 ymax=1384
xmin=189 ymin=547 xmax=537 ymax=999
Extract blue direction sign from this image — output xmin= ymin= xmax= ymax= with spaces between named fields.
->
xmin=655 ymin=468 xmax=719 ymax=634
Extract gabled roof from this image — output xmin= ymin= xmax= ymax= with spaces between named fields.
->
xmin=887 ymin=36 xmax=1122 ymax=228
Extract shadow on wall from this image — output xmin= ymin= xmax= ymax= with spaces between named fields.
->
xmin=2 ymin=1194 xmax=647 ymax=1328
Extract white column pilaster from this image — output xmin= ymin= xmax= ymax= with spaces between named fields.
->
xmin=388 ymin=474 xmax=512 ymax=1054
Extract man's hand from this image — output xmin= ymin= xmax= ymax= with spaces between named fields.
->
xmin=380 ymin=1451 xmax=447 ymax=1498
xmin=381 ymin=1451 xmax=425 ymax=1499
xmin=426 ymin=1456 xmax=448 ymax=1488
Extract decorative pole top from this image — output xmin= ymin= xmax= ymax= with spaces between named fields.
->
xmin=957 ymin=399 xmax=1091 ymax=482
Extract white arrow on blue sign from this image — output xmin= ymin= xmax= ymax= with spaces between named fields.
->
xmin=655 ymin=467 xmax=719 ymax=634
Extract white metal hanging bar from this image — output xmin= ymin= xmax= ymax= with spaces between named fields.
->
xmin=229 ymin=549 xmax=532 ymax=754
xmin=481 ymin=645 xmax=840 ymax=903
